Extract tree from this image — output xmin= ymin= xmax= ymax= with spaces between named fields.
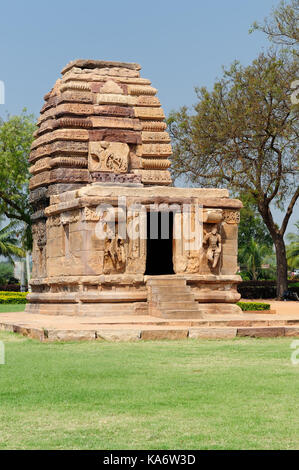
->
xmin=168 ymin=51 xmax=299 ymax=298
xmin=251 ymin=0 xmax=299 ymax=55
xmin=0 ymin=110 xmax=35 ymax=238
xmin=0 ymin=262 xmax=14 ymax=285
xmin=0 ymin=218 xmax=25 ymax=262
xmin=239 ymin=238 xmax=271 ymax=281
xmin=238 ymin=193 xmax=273 ymax=253
xmin=286 ymin=220 xmax=299 ymax=268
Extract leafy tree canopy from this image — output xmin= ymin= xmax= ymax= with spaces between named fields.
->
xmin=251 ymin=0 xmax=299 ymax=55
xmin=0 ymin=110 xmax=35 ymax=251
xmin=168 ymin=50 xmax=298 ymax=297
xmin=238 ymin=193 xmax=274 ymax=252
xmin=0 ymin=110 xmax=35 ymax=225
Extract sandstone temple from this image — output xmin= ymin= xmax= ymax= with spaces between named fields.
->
xmin=26 ymin=59 xmax=242 ymax=318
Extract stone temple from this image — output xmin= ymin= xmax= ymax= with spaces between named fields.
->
xmin=26 ymin=59 xmax=242 ymax=318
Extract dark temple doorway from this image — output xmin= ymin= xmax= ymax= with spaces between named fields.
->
xmin=145 ymin=211 xmax=174 ymax=275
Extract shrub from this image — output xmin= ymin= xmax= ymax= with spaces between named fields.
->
xmin=0 ymin=291 xmax=27 ymax=304
xmin=0 ymin=284 xmax=20 ymax=291
xmin=237 ymin=302 xmax=270 ymax=311
xmin=238 ymin=280 xmax=299 ymax=299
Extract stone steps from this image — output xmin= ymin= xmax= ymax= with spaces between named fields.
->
xmin=147 ymin=276 xmax=201 ymax=319
xmin=156 ymin=309 xmax=204 ymax=319
xmin=159 ymin=300 xmax=197 ymax=310
xmin=151 ymin=293 xmax=195 ymax=302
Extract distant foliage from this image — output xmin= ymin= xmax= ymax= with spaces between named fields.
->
xmin=0 ymin=110 xmax=36 ymax=250
xmin=0 ymin=291 xmax=27 ymax=304
xmin=286 ymin=221 xmax=299 ymax=268
xmin=251 ymin=0 xmax=299 ymax=55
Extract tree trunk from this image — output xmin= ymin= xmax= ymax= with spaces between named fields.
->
xmin=25 ymin=251 xmax=31 ymax=292
xmin=257 ymin=202 xmax=289 ymax=299
xmin=273 ymin=234 xmax=288 ymax=299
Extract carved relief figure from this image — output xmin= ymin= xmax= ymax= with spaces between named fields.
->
xmin=89 ymin=141 xmax=129 ymax=173
xmin=104 ymin=236 xmax=126 ymax=273
xmin=203 ymin=225 xmax=222 ymax=269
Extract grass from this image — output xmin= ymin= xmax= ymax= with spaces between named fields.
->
xmin=0 ymin=304 xmax=25 ymax=313
xmin=0 ymin=332 xmax=299 ymax=450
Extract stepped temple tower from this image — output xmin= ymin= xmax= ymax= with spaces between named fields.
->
xmin=27 ymin=59 xmax=242 ymax=318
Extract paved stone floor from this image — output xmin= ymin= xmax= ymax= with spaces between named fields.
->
xmin=0 ymin=300 xmax=298 ymax=341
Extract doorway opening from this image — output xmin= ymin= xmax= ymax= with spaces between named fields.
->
xmin=145 ymin=211 xmax=174 ymax=275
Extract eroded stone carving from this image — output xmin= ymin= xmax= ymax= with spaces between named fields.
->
xmin=90 ymin=172 xmax=141 ymax=184
xmin=89 ymin=141 xmax=129 ymax=173
xmin=32 ymin=221 xmax=47 ymax=248
xmin=82 ymin=207 xmax=100 ymax=221
xmin=47 ymin=215 xmax=61 ymax=227
xmin=223 ymin=210 xmax=240 ymax=224
xmin=203 ymin=225 xmax=222 ymax=269
xmin=104 ymin=235 xmax=126 ymax=273
xmin=60 ymin=211 xmax=80 ymax=225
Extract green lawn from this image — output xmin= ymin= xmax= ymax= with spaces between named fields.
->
xmin=0 ymin=304 xmax=25 ymax=313
xmin=0 ymin=331 xmax=298 ymax=450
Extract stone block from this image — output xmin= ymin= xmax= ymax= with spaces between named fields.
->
xmin=47 ymin=236 xmax=64 ymax=257
xmin=141 ymin=131 xmax=171 ymax=143
xmin=134 ymin=107 xmax=165 ymax=120
xmin=136 ymin=96 xmax=160 ymax=107
xmin=86 ymin=251 xmax=104 ymax=274
xmin=89 ymin=129 xmax=141 ymax=144
xmin=45 ymin=329 xmax=96 ymax=341
xmin=128 ymin=85 xmax=157 ymax=95
xmin=29 ymin=141 xmax=89 ymax=162
xmin=31 ymin=129 xmax=89 ymax=150
xmin=69 ymin=231 xmax=83 ymax=252
xmin=12 ymin=325 xmax=43 ymax=339
xmin=96 ymin=329 xmax=141 ymax=341
xmin=221 ymin=255 xmax=238 ymax=275
xmin=284 ymin=328 xmax=299 ymax=336
xmin=55 ymin=103 xmax=94 ymax=117
xmin=95 ymin=93 xmax=135 ymax=106
xmin=132 ymin=169 xmax=172 ymax=185
xmin=141 ymin=329 xmax=188 ymax=340
xmin=56 ymin=91 xmax=92 ymax=104
xmin=237 ymin=327 xmax=285 ymax=337
xmin=222 ymin=238 xmax=237 ymax=254
xmin=141 ymin=121 xmax=167 ymax=131
xmin=94 ymin=105 xmax=134 ymax=118
xmin=49 ymin=168 xmax=90 ymax=185
xmin=90 ymin=116 xmax=141 ymax=130
xmin=221 ymin=223 xmax=238 ymax=240
xmin=90 ymin=231 xmax=105 ymax=251
xmin=189 ymin=328 xmax=237 ymax=339
xmin=136 ymin=143 xmax=172 ymax=157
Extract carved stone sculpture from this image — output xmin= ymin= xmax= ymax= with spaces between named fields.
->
xmin=203 ymin=225 xmax=222 ymax=269
xmin=89 ymin=141 xmax=129 ymax=173
xmin=104 ymin=235 xmax=126 ymax=273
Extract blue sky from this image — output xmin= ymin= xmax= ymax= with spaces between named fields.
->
xmin=0 ymin=0 xmax=297 ymax=233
